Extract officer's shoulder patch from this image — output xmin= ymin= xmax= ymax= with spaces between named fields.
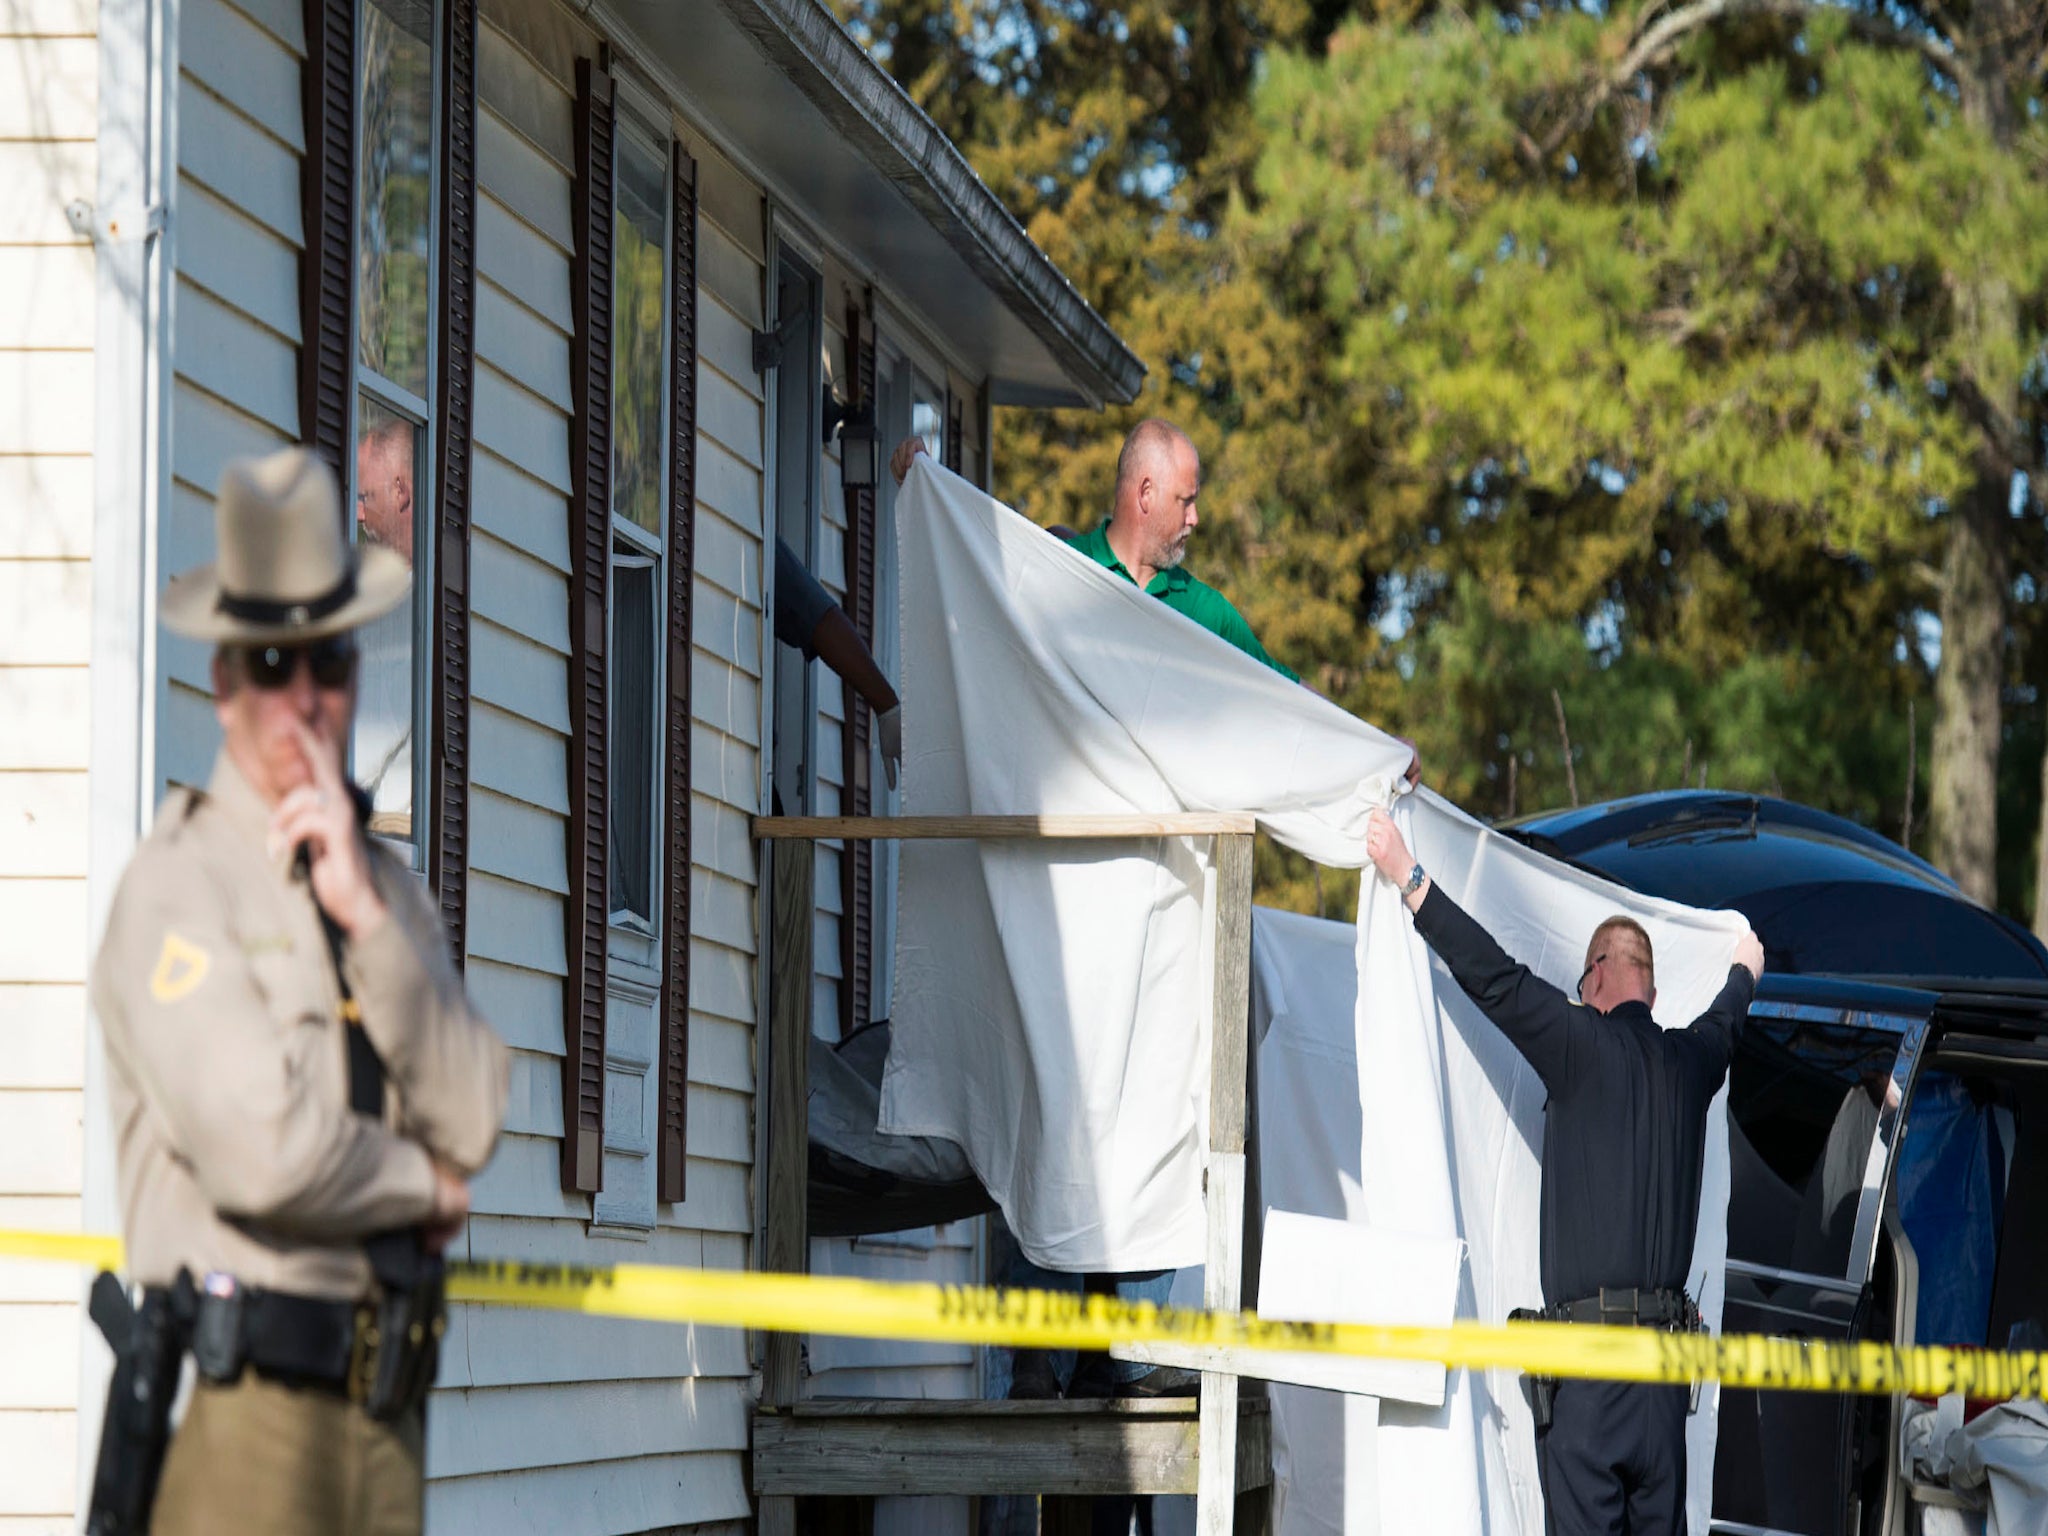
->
xmin=149 ymin=931 xmax=211 ymax=1004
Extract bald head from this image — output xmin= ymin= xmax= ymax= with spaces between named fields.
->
xmin=1108 ymin=419 xmax=1201 ymax=582
xmin=355 ymin=418 xmax=416 ymax=563
xmin=1115 ymin=419 xmax=1194 ymax=503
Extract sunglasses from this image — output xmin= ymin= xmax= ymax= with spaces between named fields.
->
xmin=238 ymin=636 xmax=358 ymax=691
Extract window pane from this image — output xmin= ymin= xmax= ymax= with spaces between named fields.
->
xmin=1726 ymin=1017 xmax=1901 ymax=1275
xmin=609 ymin=557 xmax=657 ymax=925
xmin=358 ymin=0 xmax=434 ymax=398
xmin=612 ymin=127 xmax=667 ymax=537
xmin=353 ymin=395 xmax=421 ymax=845
xmin=911 ymin=396 xmax=944 ymax=467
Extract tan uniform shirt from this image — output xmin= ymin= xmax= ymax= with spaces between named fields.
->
xmin=92 ymin=751 xmax=510 ymax=1300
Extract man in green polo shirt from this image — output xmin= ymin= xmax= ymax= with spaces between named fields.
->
xmin=892 ymin=418 xmax=1297 ymax=679
xmin=1067 ymin=418 xmax=1298 ymax=680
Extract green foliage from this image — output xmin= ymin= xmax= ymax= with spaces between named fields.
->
xmin=1236 ymin=13 xmax=2047 ymax=911
xmin=836 ymin=0 xmax=2048 ymax=921
xmin=1395 ymin=574 xmax=1923 ymax=823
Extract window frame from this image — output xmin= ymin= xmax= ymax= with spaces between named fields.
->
xmin=349 ymin=0 xmax=443 ymax=871
xmin=603 ymin=103 xmax=674 ymax=959
xmin=764 ymin=224 xmax=826 ymax=819
xmin=592 ymin=103 xmax=673 ymax=1234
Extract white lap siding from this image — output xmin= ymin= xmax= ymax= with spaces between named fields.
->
xmin=677 ymin=139 xmax=768 ymax=1269
xmin=0 ymin=5 xmax=97 ymax=1526
xmin=420 ymin=12 xmax=755 ymax=1530
xmin=158 ymin=0 xmax=307 ymax=798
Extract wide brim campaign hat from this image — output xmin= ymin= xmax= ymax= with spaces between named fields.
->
xmin=160 ymin=446 xmax=411 ymax=645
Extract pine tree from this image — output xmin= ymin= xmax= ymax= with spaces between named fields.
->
xmin=1240 ymin=7 xmax=2046 ymax=903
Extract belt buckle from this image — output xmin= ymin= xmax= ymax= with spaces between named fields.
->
xmin=348 ymin=1302 xmax=380 ymax=1406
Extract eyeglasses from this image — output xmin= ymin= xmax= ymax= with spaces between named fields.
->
xmin=1577 ymin=949 xmax=1648 ymax=1002
xmin=239 ymin=636 xmax=358 ymax=691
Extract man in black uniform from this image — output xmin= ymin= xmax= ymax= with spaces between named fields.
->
xmin=1364 ymin=809 xmax=1764 ymax=1536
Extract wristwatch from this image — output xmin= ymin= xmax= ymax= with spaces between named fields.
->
xmin=1402 ymin=863 xmax=1428 ymax=896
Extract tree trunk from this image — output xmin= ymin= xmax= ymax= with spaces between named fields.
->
xmin=1934 ymin=18 xmax=2030 ymax=914
xmin=1929 ymin=481 xmax=2007 ymax=904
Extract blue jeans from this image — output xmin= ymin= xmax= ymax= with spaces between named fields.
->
xmin=1087 ymin=1270 xmax=1176 ymax=1384
xmin=1000 ymin=1257 xmax=1178 ymax=1388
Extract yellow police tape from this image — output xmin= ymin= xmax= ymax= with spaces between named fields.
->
xmin=5 ymin=1229 xmax=2043 ymax=1402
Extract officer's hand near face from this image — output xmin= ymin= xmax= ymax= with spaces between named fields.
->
xmin=270 ymin=717 xmax=389 ymax=939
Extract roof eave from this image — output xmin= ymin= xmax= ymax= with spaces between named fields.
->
xmin=711 ymin=0 xmax=1145 ymax=409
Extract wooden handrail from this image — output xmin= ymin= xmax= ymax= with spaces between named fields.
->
xmin=752 ymin=813 xmax=1256 ymax=842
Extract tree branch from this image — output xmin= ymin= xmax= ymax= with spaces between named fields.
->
xmin=1536 ymin=0 xmax=1963 ymax=161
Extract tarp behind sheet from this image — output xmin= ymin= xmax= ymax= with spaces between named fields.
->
xmin=884 ymin=460 xmax=1745 ymax=1532
xmin=1253 ymin=907 xmax=1382 ymax=1536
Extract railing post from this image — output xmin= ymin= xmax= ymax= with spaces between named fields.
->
xmin=763 ymin=840 xmax=814 ymax=1408
xmin=1199 ymin=831 xmax=1255 ymax=1534
xmin=758 ymin=839 xmax=814 ymax=1536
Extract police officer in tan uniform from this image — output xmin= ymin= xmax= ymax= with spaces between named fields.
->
xmin=90 ymin=447 xmax=509 ymax=1536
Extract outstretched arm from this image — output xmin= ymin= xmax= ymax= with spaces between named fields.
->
xmin=1685 ymin=930 xmax=1764 ymax=1083
xmin=810 ymin=606 xmax=898 ymax=719
xmin=777 ymin=538 xmax=903 ymax=785
xmin=1366 ymin=809 xmax=1577 ymax=1087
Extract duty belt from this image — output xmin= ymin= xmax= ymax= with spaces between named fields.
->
xmin=171 ymin=1270 xmax=445 ymax=1419
xmin=1510 ymin=1287 xmax=1703 ymax=1430
xmin=1541 ymin=1286 xmax=1703 ymax=1331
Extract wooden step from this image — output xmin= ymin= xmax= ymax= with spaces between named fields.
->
xmin=751 ymin=1396 xmax=1273 ymax=1498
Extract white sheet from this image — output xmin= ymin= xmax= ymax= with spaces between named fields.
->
xmin=1903 ymin=1396 xmax=2048 ymax=1536
xmin=884 ymin=458 xmax=1408 ymax=1273
xmin=884 ymin=460 xmax=1743 ymax=1533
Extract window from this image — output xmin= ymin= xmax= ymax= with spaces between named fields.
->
xmin=1726 ymin=1015 xmax=1906 ymax=1279
xmin=562 ymin=57 xmax=697 ymax=1207
xmin=353 ymin=397 xmax=422 ymax=839
xmin=863 ymin=355 xmax=947 ymax=1023
xmin=351 ymin=0 xmax=436 ymax=857
xmin=607 ymin=554 xmax=658 ymax=926
xmin=768 ymin=251 xmax=823 ymax=818
xmin=911 ymin=391 xmax=944 ymax=470
xmin=606 ymin=118 xmax=670 ymax=937
xmin=588 ymin=107 xmax=674 ymax=1233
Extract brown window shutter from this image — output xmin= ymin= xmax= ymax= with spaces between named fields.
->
xmin=975 ymin=382 xmax=992 ymax=491
xmin=945 ymin=394 xmax=964 ymax=477
xmin=561 ymin=56 xmax=614 ymax=1195
xmin=429 ymin=0 xmax=477 ymax=964
xmin=838 ymin=300 xmax=878 ymax=1039
xmin=299 ymin=0 xmax=355 ymax=478
xmin=658 ymin=143 xmax=699 ymax=1205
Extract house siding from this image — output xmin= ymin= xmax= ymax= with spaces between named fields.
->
xmin=13 ymin=0 xmax=1030 ymax=1523
xmin=0 ymin=1 xmax=97 ymax=1527
xmin=421 ymin=14 xmax=754 ymax=1529
xmin=158 ymin=0 xmax=307 ymax=801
